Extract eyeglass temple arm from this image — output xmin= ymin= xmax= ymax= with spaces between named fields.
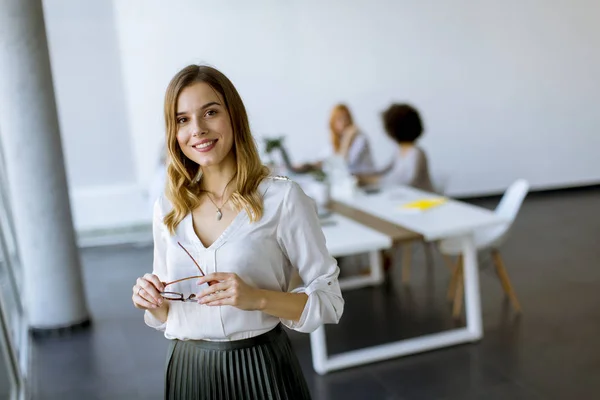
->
xmin=162 ymin=275 xmax=205 ymax=287
xmin=177 ymin=241 xmax=206 ymax=276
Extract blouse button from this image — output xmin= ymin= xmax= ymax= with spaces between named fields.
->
xmin=327 ymin=282 xmax=331 ymax=286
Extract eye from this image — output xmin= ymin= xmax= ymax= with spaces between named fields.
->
xmin=176 ymin=117 xmax=188 ymax=124
xmin=205 ymin=109 xmax=217 ymax=117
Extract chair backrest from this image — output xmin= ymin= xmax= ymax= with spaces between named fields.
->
xmin=487 ymin=179 xmax=529 ymax=248
xmin=495 ymin=179 xmax=530 ymax=221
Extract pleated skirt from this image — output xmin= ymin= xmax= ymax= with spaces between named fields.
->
xmin=165 ymin=324 xmax=312 ymax=400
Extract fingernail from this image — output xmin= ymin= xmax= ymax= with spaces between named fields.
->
xmin=158 ymin=299 xmax=163 ymax=305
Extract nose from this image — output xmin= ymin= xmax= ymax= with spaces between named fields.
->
xmin=191 ymin=117 xmax=208 ymax=137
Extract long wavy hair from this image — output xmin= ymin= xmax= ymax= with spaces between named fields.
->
xmin=163 ymin=65 xmax=270 ymax=234
xmin=329 ymin=103 xmax=354 ymax=153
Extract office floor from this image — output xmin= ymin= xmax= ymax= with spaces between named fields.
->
xmin=30 ymin=188 xmax=600 ymax=399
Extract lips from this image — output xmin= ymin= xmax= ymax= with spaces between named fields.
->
xmin=192 ymin=139 xmax=218 ymax=153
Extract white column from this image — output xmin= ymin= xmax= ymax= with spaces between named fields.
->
xmin=0 ymin=0 xmax=90 ymax=330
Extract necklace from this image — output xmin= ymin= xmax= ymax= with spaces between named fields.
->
xmin=201 ymin=175 xmax=236 ymax=221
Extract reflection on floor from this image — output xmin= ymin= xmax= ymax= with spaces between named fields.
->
xmin=31 ymin=188 xmax=600 ymax=399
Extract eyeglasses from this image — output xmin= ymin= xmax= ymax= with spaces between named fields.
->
xmin=160 ymin=242 xmax=211 ymax=302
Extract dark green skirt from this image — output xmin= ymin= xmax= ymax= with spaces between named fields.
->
xmin=165 ymin=324 xmax=311 ymax=399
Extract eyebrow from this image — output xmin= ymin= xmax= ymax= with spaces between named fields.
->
xmin=176 ymin=101 xmax=221 ymax=117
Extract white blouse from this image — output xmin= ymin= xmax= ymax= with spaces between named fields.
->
xmin=379 ymin=146 xmax=435 ymax=193
xmin=144 ymin=176 xmax=344 ymax=341
xmin=345 ymin=133 xmax=375 ymax=174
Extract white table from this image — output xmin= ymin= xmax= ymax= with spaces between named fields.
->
xmin=310 ymin=186 xmax=508 ymax=375
xmin=320 ymin=213 xmax=392 ymax=290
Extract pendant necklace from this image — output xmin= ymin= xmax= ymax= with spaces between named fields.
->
xmin=202 ymin=175 xmax=236 ymax=221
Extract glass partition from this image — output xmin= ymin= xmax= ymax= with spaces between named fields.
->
xmin=0 ymin=137 xmax=27 ymax=400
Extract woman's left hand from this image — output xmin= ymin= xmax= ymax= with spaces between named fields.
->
xmin=196 ymin=273 xmax=264 ymax=311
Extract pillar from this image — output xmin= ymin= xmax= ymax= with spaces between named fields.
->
xmin=0 ymin=0 xmax=90 ymax=331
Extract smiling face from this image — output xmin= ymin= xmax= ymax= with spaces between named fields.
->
xmin=175 ymin=82 xmax=235 ymax=169
xmin=162 ymin=65 xmax=271 ymax=233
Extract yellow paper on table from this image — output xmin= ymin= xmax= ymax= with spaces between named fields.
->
xmin=399 ymin=197 xmax=448 ymax=212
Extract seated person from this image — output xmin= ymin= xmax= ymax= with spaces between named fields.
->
xmin=358 ymin=103 xmax=435 ymax=192
xmin=299 ymin=104 xmax=375 ymax=175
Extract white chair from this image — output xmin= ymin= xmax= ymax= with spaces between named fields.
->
xmin=440 ymin=179 xmax=529 ymax=318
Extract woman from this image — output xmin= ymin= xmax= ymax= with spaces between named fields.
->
xmin=299 ymin=104 xmax=375 ymax=175
xmin=131 ymin=65 xmax=343 ymax=399
xmin=357 ymin=103 xmax=434 ymax=192
xmin=327 ymin=104 xmax=375 ymax=174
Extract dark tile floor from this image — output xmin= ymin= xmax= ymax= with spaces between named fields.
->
xmin=30 ymin=188 xmax=600 ymax=399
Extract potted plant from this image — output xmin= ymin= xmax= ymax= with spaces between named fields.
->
xmin=262 ymin=136 xmax=330 ymax=206
xmin=308 ymin=168 xmax=331 ymax=209
xmin=263 ymin=137 xmax=285 ymax=170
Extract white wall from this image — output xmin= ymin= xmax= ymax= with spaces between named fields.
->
xmin=42 ymin=0 xmax=149 ymax=231
xmin=113 ymin=0 xmax=600 ymax=198
xmin=36 ymin=0 xmax=600 ymax=232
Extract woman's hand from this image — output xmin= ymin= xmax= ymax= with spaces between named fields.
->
xmin=132 ymin=273 xmax=165 ymax=310
xmin=293 ymin=162 xmax=321 ymax=174
xmin=196 ymin=273 xmax=265 ymax=311
xmin=339 ymin=124 xmax=359 ymax=157
xmin=342 ymin=124 xmax=359 ymax=138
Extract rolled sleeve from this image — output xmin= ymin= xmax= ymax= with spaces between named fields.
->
xmin=144 ymin=309 xmax=167 ymax=331
xmin=144 ymin=198 xmax=169 ymax=332
xmin=277 ymin=182 xmax=344 ymax=333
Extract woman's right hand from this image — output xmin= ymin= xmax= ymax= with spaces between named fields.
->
xmin=132 ymin=273 xmax=165 ymax=310
xmin=342 ymin=124 xmax=359 ymax=138
xmin=339 ymin=125 xmax=359 ymax=157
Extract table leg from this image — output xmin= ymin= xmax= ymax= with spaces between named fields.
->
xmin=338 ymin=250 xmax=384 ymax=290
xmin=309 ymin=235 xmax=484 ymax=375
xmin=369 ymin=249 xmax=383 ymax=285
xmin=461 ymin=234 xmax=483 ymax=339
xmin=310 ymin=326 xmax=328 ymax=375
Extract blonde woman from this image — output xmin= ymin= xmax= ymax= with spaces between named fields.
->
xmin=299 ymin=104 xmax=375 ymax=175
xmin=327 ymin=105 xmax=367 ymax=170
xmin=131 ymin=65 xmax=343 ymax=399
xmin=326 ymin=104 xmax=375 ymax=174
